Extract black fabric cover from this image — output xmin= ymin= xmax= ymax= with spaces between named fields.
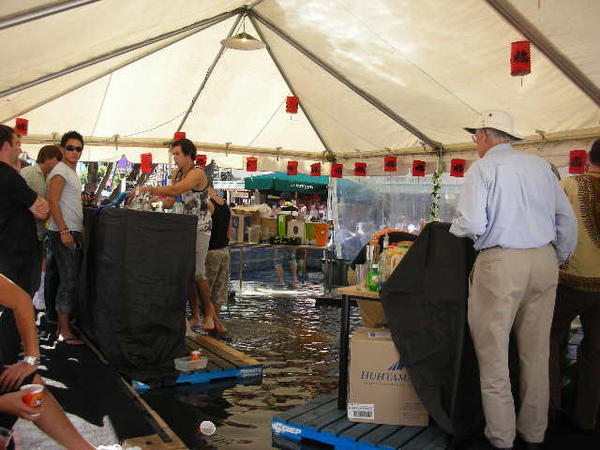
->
xmin=79 ymin=208 xmax=196 ymax=381
xmin=379 ymin=222 xmax=482 ymax=445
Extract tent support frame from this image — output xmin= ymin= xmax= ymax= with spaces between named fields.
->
xmin=176 ymin=13 xmax=244 ymax=133
xmin=250 ymin=10 xmax=442 ymax=151
xmin=0 ymin=8 xmax=243 ymax=100
xmin=0 ymin=0 xmax=100 ymax=31
xmin=486 ymin=0 xmax=600 ymax=107
xmin=249 ymin=14 xmax=334 ymax=159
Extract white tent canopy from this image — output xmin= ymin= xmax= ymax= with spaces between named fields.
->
xmin=2 ymin=0 xmax=599 ymax=171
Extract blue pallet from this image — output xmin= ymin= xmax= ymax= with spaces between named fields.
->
xmin=133 ymin=334 xmax=263 ymax=392
xmin=272 ymin=395 xmax=447 ymax=449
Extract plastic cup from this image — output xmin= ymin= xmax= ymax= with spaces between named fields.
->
xmin=190 ymin=350 xmax=201 ymax=360
xmin=20 ymin=384 xmax=43 ymax=407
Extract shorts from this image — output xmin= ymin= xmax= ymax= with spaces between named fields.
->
xmin=274 ymin=248 xmax=296 ymax=268
xmin=195 ymin=231 xmax=211 ymax=281
xmin=205 ymin=248 xmax=230 ymax=306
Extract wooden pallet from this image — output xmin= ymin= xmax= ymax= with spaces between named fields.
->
xmin=272 ymin=395 xmax=448 ymax=450
xmin=133 ymin=333 xmax=263 ymax=391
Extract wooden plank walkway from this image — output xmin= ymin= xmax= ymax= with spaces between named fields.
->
xmin=272 ymin=395 xmax=447 ymax=449
xmin=132 ymin=333 xmax=263 ymax=391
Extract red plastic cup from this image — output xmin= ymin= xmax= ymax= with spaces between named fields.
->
xmin=190 ymin=350 xmax=201 ymax=360
xmin=20 ymin=384 xmax=44 ymax=407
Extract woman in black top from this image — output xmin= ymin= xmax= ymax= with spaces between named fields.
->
xmin=204 ymin=181 xmax=231 ymax=336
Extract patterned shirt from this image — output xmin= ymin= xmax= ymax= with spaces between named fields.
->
xmin=559 ymin=173 xmax=600 ymax=291
xmin=175 ymin=168 xmax=212 ymax=232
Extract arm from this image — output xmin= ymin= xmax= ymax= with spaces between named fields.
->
xmin=47 ymin=175 xmax=74 ymax=249
xmin=144 ymin=169 xmax=207 ymax=197
xmin=11 ymin=170 xmax=46 ymax=219
xmin=0 ymin=275 xmax=40 ymax=391
xmin=554 ymin=179 xmax=577 ymax=264
xmin=449 ymin=163 xmax=488 ymax=241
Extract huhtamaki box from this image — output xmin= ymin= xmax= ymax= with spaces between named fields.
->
xmin=348 ymin=327 xmax=429 ymax=426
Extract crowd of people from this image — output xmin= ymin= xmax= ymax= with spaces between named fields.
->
xmin=450 ymin=111 xmax=599 ymax=449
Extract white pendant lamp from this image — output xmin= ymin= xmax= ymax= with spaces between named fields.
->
xmin=221 ymin=15 xmax=265 ymax=51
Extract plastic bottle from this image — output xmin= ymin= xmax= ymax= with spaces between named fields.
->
xmin=367 ymin=263 xmax=380 ymax=292
xmin=173 ymin=195 xmax=184 ymax=214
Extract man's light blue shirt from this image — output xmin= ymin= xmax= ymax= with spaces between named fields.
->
xmin=449 ymin=144 xmax=577 ymax=263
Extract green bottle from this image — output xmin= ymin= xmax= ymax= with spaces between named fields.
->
xmin=367 ymin=264 xmax=381 ymax=292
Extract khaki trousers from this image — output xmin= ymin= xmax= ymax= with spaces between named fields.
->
xmin=469 ymin=245 xmax=558 ymax=448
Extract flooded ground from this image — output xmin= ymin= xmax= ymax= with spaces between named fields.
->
xmin=143 ymin=270 xmax=361 ymax=449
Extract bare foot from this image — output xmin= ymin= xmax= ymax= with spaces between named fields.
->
xmin=188 ymin=315 xmax=201 ymax=328
xmin=203 ymin=315 xmax=215 ymax=331
xmin=214 ymin=317 xmax=228 ymax=335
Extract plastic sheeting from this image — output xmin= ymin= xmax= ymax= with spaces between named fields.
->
xmin=329 ymin=175 xmax=463 ymax=260
xmin=80 ymin=208 xmax=196 ymax=381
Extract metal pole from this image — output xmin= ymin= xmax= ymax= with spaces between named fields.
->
xmin=0 ymin=0 xmax=100 ymax=31
xmin=337 ymin=294 xmax=351 ymax=409
xmin=0 ymin=8 xmax=242 ymax=99
xmin=486 ymin=0 xmax=600 ymax=107
xmin=249 ymin=14 xmax=334 ymax=157
xmin=250 ymin=10 xmax=442 ymax=151
xmin=176 ymin=13 xmax=244 ymax=132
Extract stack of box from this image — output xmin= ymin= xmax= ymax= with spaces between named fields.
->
xmin=348 ymin=327 xmax=429 ymax=426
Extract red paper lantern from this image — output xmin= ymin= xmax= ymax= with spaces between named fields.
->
xmin=173 ymin=131 xmax=186 ymax=141
xmin=246 ymin=156 xmax=257 ymax=172
xmin=569 ymin=150 xmax=587 ymax=174
xmin=287 ymin=161 xmax=298 ymax=175
xmin=140 ymin=153 xmax=153 ymax=174
xmin=412 ymin=160 xmax=426 ymax=177
xmin=511 ymin=41 xmax=531 ymax=77
xmin=196 ymin=154 xmax=207 ymax=168
xmin=286 ymin=96 xmax=299 ymax=114
xmin=450 ymin=158 xmax=466 ymax=177
xmin=331 ymin=163 xmax=343 ymax=178
xmin=15 ymin=118 xmax=28 ymax=136
xmin=384 ymin=156 xmax=397 ymax=172
xmin=310 ymin=163 xmax=321 ymax=177
xmin=354 ymin=162 xmax=367 ymax=176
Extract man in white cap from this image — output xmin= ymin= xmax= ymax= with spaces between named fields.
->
xmin=450 ymin=111 xmax=577 ymax=449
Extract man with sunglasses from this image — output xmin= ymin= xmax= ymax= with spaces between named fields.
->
xmin=45 ymin=131 xmax=85 ymax=345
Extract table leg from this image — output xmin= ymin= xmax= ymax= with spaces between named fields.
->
xmin=239 ymin=247 xmax=244 ymax=290
xmin=338 ymin=294 xmax=350 ymax=410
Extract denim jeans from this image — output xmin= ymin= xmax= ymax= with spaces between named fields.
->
xmin=44 ymin=231 xmax=83 ymax=315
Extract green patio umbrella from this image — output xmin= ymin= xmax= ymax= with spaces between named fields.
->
xmin=244 ymin=172 xmax=329 ymax=195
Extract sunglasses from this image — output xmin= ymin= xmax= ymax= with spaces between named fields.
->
xmin=65 ymin=145 xmax=83 ymax=152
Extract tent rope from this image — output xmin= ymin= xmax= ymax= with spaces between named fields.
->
xmin=247 ymin=97 xmax=286 ymax=146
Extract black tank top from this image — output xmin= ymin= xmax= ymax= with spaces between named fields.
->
xmin=208 ymin=198 xmax=231 ymax=250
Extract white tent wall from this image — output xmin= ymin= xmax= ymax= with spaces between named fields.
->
xmin=3 ymin=0 xmax=600 ymax=168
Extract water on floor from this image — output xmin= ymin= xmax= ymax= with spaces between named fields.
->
xmin=142 ymin=270 xmax=361 ymax=449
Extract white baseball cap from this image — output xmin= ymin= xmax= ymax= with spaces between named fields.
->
xmin=464 ymin=110 xmax=524 ymax=140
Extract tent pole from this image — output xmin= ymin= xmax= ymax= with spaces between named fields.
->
xmin=249 ymin=15 xmax=334 ymax=159
xmin=250 ymin=10 xmax=442 ymax=151
xmin=486 ymin=0 xmax=600 ymax=107
xmin=0 ymin=13 xmax=238 ymax=124
xmin=0 ymin=8 xmax=243 ymax=99
xmin=0 ymin=0 xmax=100 ymax=31
xmin=176 ymin=13 xmax=244 ymax=132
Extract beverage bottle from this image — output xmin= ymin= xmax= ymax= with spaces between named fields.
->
xmin=367 ymin=263 xmax=380 ymax=292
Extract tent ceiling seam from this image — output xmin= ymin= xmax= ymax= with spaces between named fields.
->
xmin=0 ymin=0 xmax=100 ymax=31
xmin=486 ymin=0 xmax=600 ymax=107
xmin=250 ymin=13 xmax=335 ymax=159
xmin=0 ymin=7 xmax=243 ymax=100
xmin=91 ymin=73 xmax=113 ymax=136
xmin=250 ymin=10 xmax=442 ymax=151
xmin=177 ymin=13 xmax=244 ymax=132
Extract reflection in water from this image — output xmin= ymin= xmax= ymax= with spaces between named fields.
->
xmin=143 ymin=277 xmax=361 ymax=449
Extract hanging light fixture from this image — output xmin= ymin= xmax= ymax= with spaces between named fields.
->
xmin=221 ymin=14 xmax=265 ymax=51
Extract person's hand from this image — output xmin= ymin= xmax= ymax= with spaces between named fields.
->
xmin=60 ymin=231 xmax=74 ymax=249
xmin=30 ymin=197 xmax=49 ymax=219
xmin=0 ymin=390 xmax=43 ymax=421
xmin=0 ymin=362 xmax=38 ymax=392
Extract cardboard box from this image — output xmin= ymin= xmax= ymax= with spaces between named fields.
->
xmin=287 ymin=219 xmax=306 ymax=244
xmin=260 ymin=217 xmax=278 ymax=241
xmin=348 ymin=327 xmax=429 ymax=426
xmin=231 ymin=206 xmax=262 ymax=243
